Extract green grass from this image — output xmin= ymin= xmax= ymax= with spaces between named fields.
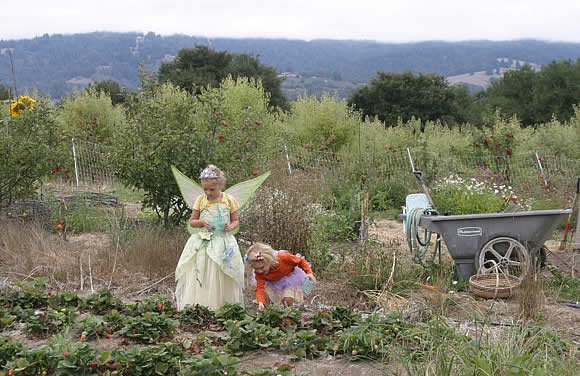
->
xmin=547 ymin=268 xmax=580 ymax=301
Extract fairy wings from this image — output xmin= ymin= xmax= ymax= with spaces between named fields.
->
xmin=171 ymin=166 xmax=270 ymax=234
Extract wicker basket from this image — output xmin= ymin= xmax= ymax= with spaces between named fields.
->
xmin=469 ymin=260 xmax=522 ymax=298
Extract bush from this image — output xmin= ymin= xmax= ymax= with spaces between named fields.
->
xmin=0 ymin=97 xmax=63 ymax=209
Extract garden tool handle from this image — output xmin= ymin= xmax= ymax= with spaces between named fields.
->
xmin=576 ymin=177 xmax=580 ymax=194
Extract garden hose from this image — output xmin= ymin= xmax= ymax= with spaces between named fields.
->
xmin=405 ymin=207 xmax=441 ymax=265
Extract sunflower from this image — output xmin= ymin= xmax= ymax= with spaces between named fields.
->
xmin=9 ymin=95 xmax=36 ymax=117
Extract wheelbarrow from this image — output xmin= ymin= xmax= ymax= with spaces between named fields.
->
xmin=402 ymin=202 xmax=571 ymax=280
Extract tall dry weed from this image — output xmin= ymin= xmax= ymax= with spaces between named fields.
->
xmin=240 ymin=160 xmax=323 ymax=254
xmin=517 ymin=269 xmax=545 ymax=321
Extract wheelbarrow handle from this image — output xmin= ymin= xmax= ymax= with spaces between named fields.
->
xmin=576 ymin=177 xmax=580 ymax=194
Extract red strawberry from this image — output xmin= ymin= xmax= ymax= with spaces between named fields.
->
xmin=104 ymin=333 xmax=111 ymax=339
xmin=9 ymin=369 xmax=15 ymax=375
xmin=47 ymin=291 xmax=52 ymax=296
xmin=89 ymin=361 xmax=97 ymax=368
xmin=63 ymin=352 xmax=70 ymax=358
xmin=157 ymin=303 xmax=163 ymax=310
xmin=254 ymin=120 xmax=261 ymax=126
xmin=252 ymin=170 xmax=258 ymax=176
xmin=218 ymin=135 xmax=225 ymax=143
xmin=222 ymin=121 xmax=228 ymax=127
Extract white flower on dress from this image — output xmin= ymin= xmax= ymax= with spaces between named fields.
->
xmin=199 ymin=230 xmax=212 ymax=241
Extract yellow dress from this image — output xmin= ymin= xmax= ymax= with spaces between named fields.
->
xmin=175 ymin=193 xmax=244 ymax=311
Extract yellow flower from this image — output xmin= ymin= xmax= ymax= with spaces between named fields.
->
xmin=9 ymin=95 xmax=36 ymax=117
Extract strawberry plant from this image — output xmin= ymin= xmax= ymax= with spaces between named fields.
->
xmin=3 ymin=344 xmax=56 ymax=376
xmin=24 ymin=307 xmax=77 ymax=337
xmin=281 ymin=329 xmax=327 ymax=360
xmin=306 ymin=306 xmax=361 ymax=335
xmin=110 ymin=343 xmax=184 ymax=375
xmin=82 ymin=289 xmax=123 ymax=314
xmin=77 ymin=315 xmax=108 ymax=340
xmin=119 ymin=312 xmax=177 ymax=343
xmin=103 ymin=309 xmax=126 ymax=332
xmin=255 ymin=305 xmax=301 ymax=332
xmin=328 ymin=314 xmax=408 ymax=361
xmin=0 ymin=308 xmax=16 ymax=330
xmin=179 ymin=349 xmax=239 ymax=376
xmin=242 ymin=364 xmax=295 ymax=376
xmin=6 ymin=279 xmax=50 ymax=309
xmin=123 ymin=295 xmax=175 ymax=317
xmin=178 ymin=304 xmax=216 ymax=331
xmin=0 ymin=336 xmax=23 ymax=369
xmin=48 ymin=291 xmax=81 ymax=309
xmin=215 ymin=304 xmax=248 ymax=323
xmin=225 ymin=319 xmax=285 ymax=354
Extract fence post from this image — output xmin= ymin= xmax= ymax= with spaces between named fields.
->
xmin=535 ymin=152 xmax=549 ymax=189
xmin=72 ymin=137 xmax=80 ymax=188
xmin=284 ymin=144 xmax=292 ymax=175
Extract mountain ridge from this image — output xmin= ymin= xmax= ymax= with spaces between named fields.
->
xmin=1 ymin=32 xmax=580 ymax=99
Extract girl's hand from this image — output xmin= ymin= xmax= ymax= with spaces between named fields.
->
xmin=306 ymin=273 xmax=317 ymax=282
xmin=258 ymin=302 xmax=265 ymax=312
xmin=224 ymin=223 xmax=233 ymax=232
xmin=201 ymin=219 xmax=213 ymax=231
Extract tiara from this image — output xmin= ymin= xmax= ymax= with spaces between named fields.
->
xmin=199 ymin=167 xmax=219 ymax=179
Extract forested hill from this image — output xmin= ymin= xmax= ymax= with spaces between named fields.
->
xmin=1 ymin=32 xmax=580 ymax=99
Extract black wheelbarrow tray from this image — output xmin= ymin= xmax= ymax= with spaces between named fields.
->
xmin=402 ymin=209 xmax=572 ymax=280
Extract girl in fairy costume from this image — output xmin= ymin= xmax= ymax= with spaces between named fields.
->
xmin=247 ymin=242 xmax=316 ymax=312
xmin=172 ymin=165 xmax=270 ymax=311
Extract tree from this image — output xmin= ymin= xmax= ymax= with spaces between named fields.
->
xmin=476 ymin=60 xmax=580 ymax=126
xmin=0 ymin=98 xmax=63 ymax=208
xmin=112 ymin=71 xmax=277 ymax=226
xmin=158 ymin=45 xmax=288 ymax=111
xmin=0 ymin=80 xmax=10 ymax=100
xmin=87 ymin=80 xmax=128 ymax=105
xmin=348 ymin=72 xmax=469 ymax=127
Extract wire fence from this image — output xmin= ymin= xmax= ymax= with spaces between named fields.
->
xmin=71 ymin=138 xmax=115 ymax=191
xmin=282 ymin=143 xmax=580 ymax=205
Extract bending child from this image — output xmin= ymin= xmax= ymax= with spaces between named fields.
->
xmin=247 ymin=242 xmax=316 ymax=311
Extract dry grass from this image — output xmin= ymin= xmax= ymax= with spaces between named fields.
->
xmin=517 ymin=269 xmax=545 ymax=321
xmin=0 ymin=219 xmax=185 ymax=294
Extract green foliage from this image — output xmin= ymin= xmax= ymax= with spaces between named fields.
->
xmin=87 ymin=80 xmax=129 ymax=105
xmin=82 ymin=289 xmax=123 ymax=315
xmin=255 ymin=305 xmax=301 ymax=332
xmin=224 ymin=318 xmax=285 ymax=354
xmin=111 ymin=343 xmax=185 ymax=375
xmin=477 ymin=59 xmax=580 ymax=126
xmin=180 ymin=349 xmax=239 ymax=376
xmin=0 ymin=98 xmax=63 ymax=209
xmin=280 ymin=94 xmax=359 ymax=152
xmin=547 ymin=268 xmax=580 ymax=301
xmin=24 ymin=307 xmax=77 ymax=337
xmin=0 ymin=336 xmax=23 ymax=369
xmin=77 ymin=315 xmax=107 ymax=340
xmin=348 ymin=71 xmax=471 ymax=126
xmin=119 ymin=312 xmax=177 ymax=343
xmin=431 ymin=175 xmax=508 ymax=215
xmin=158 ymin=45 xmax=288 ymax=110
xmin=215 ymin=304 xmax=248 ymax=323
xmin=57 ymin=88 xmax=126 ymax=145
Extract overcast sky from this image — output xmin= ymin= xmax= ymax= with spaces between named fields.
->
xmin=2 ymin=0 xmax=579 ymax=43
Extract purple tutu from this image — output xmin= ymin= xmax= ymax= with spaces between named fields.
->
xmin=250 ymin=250 xmax=309 ymax=292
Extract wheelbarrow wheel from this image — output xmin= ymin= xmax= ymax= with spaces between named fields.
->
xmin=476 ymin=237 xmax=530 ymax=279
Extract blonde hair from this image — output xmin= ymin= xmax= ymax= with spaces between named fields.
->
xmin=247 ymin=242 xmax=279 ymax=269
xmin=200 ymin=164 xmax=226 ymax=186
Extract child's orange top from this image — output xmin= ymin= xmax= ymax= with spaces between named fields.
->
xmin=254 ymin=252 xmax=313 ymax=305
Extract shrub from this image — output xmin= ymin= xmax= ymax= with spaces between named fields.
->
xmin=0 ymin=97 xmax=63 ymax=209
